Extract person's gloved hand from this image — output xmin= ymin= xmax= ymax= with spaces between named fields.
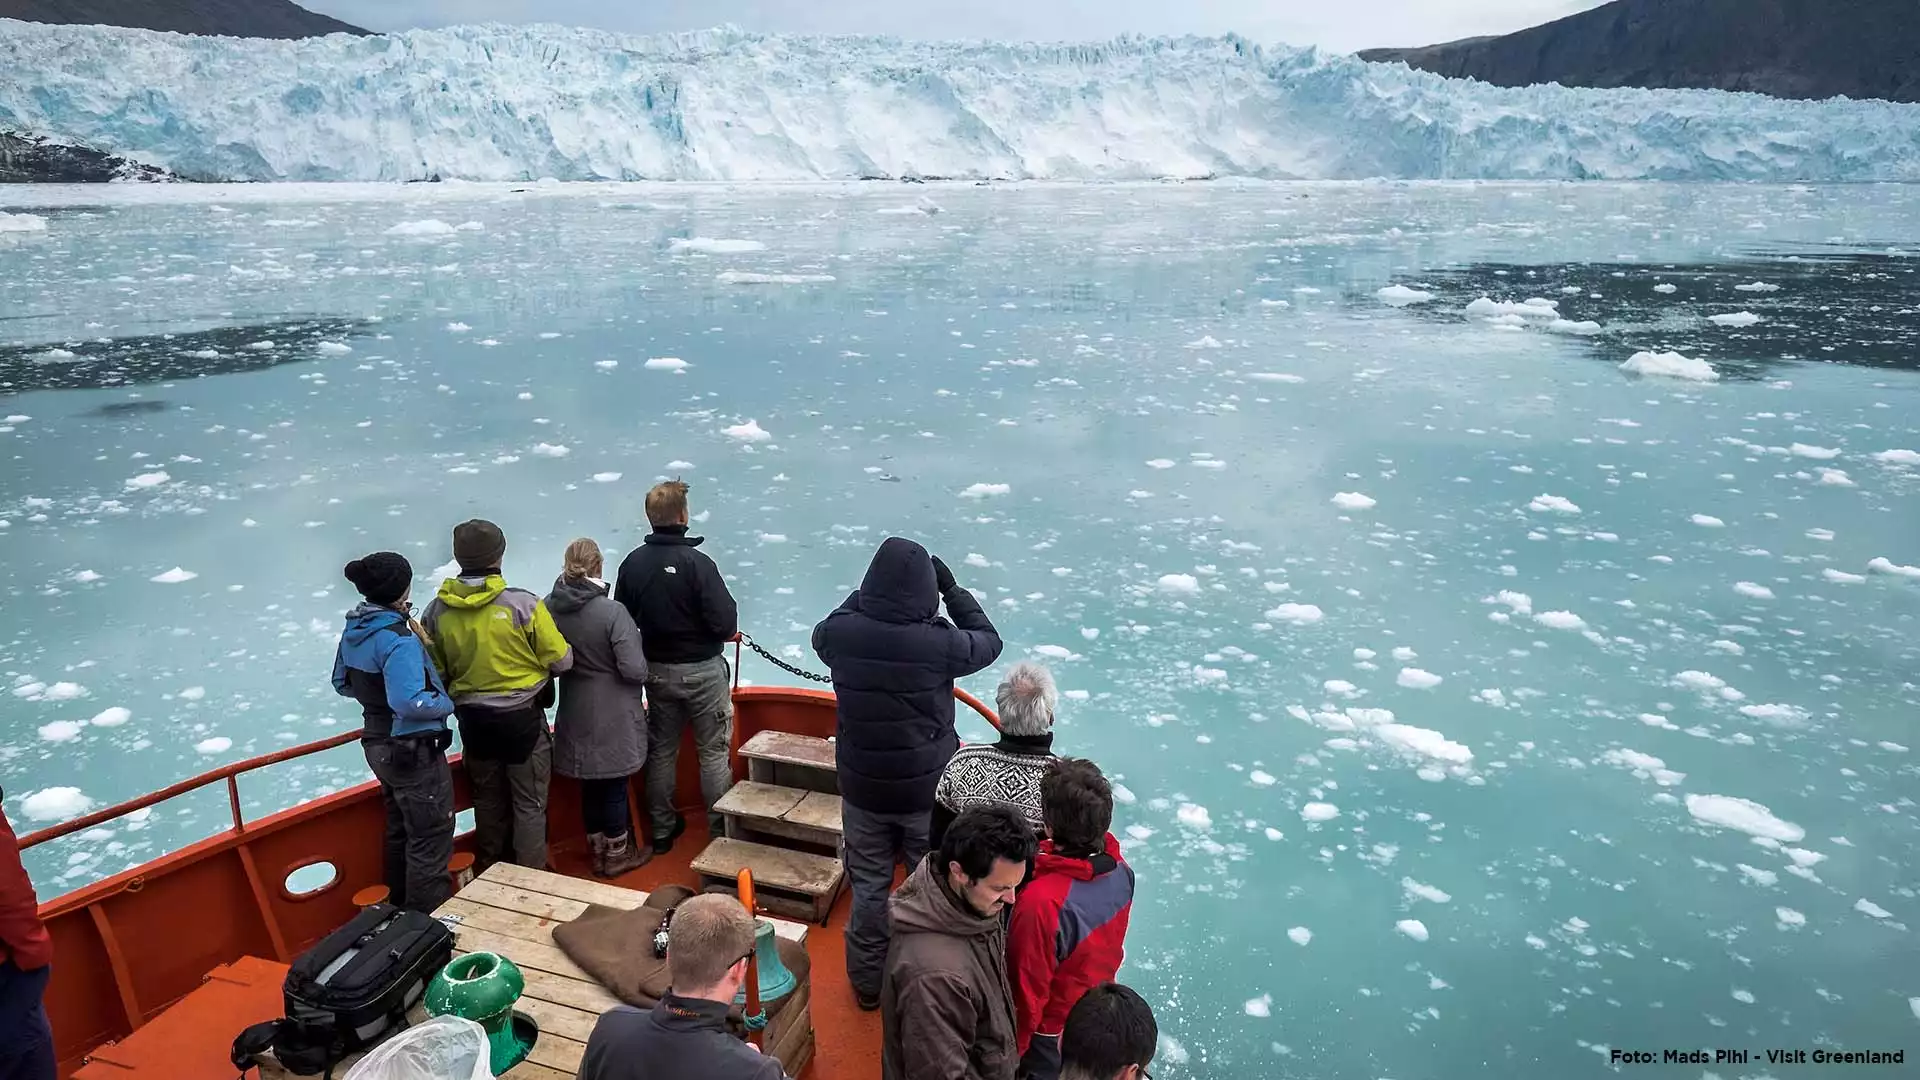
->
xmin=931 ymin=554 xmax=957 ymax=595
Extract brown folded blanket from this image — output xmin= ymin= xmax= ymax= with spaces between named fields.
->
xmin=552 ymin=884 xmax=812 ymax=1019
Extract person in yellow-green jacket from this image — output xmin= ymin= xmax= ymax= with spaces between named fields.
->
xmin=422 ymin=519 xmax=575 ymax=870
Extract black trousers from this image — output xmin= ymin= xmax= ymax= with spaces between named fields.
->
xmin=580 ymin=776 xmax=634 ymax=839
xmin=362 ymin=734 xmax=455 ymax=913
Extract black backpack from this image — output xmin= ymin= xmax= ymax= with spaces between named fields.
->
xmin=231 ymin=903 xmax=455 ymax=1077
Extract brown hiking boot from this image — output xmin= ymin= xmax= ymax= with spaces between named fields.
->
xmin=586 ymin=832 xmax=609 ymax=878
xmin=600 ymin=831 xmax=651 ymax=877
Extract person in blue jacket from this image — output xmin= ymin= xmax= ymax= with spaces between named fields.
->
xmin=332 ymin=552 xmax=458 ymax=913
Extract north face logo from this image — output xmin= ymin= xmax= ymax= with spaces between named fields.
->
xmin=664 ymin=566 xmax=677 ymax=574
xmin=493 ymin=610 xmax=511 ymax=620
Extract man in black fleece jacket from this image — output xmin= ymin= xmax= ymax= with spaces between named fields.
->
xmin=812 ymin=536 xmax=1003 ymax=1008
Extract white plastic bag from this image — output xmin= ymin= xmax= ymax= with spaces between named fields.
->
xmin=344 ymin=1015 xmax=494 ymax=1080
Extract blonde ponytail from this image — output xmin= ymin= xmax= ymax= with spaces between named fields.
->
xmin=562 ymin=538 xmax=603 ymax=581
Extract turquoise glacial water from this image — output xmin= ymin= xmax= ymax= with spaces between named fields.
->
xmin=1 ymin=180 xmax=1916 ymax=1077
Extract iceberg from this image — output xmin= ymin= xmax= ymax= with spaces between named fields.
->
xmin=3 ymin=21 xmax=1920 ymax=182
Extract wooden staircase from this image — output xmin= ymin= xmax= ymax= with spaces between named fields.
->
xmin=694 ymin=730 xmax=848 ymax=923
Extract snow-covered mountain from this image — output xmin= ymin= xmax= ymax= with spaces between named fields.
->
xmin=3 ymin=20 xmax=1919 ymax=183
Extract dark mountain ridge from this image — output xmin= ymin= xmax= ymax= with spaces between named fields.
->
xmin=1359 ymin=0 xmax=1919 ymax=104
xmin=0 ymin=0 xmax=364 ymax=39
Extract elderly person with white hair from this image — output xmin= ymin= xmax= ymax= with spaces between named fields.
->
xmin=931 ymin=661 xmax=1062 ymax=847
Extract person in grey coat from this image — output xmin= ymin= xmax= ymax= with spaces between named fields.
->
xmin=545 ymin=539 xmax=651 ymax=877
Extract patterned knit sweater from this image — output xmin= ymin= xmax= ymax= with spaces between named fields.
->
xmin=933 ymin=732 xmax=1057 ymax=831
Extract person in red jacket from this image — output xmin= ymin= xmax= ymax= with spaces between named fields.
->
xmin=0 ymin=793 xmax=55 ymax=1080
xmin=1006 ymin=759 xmax=1133 ymax=1080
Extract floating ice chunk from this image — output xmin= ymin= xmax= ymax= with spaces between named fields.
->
xmin=150 ymin=567 xmax=198 ymax=584
xmin=1033 ymin=645 xmax=1077 ymax=660
xmin=1709 ymin=311 xmax=1762 ymax=327
xmin=1691 ymin=514 xmax=1725 ymax=528
xmin=1266 ymin=603 xmax=1324 ymax=625
xmin=1377 ymin=284 xmax=1435 ymax=306
xmin=73 ymin=568 xmax=102 ymax=583
xmin=1533 ymin=611 xmax=1586 ymax=631
xmin=1300 ymin=802 xmax=1340 ymax=822
xmin=1790 ymin=443 xmax=1842 ymax=460
xmin=1854 ymin=898 xmax=1892 ymax=919
xmin=1786 ymin=848 xmax=1826 ymax=868
xmin=1776 ymin=907 xmax=1806 ymax=929
xmin=669 ymin=237 xmax=765 ymax=254
xmin=1331 ymin=492 xmax=1376 ymax=511
xmin=959 ymin=482 xmax=1010 ymax=499
xmin=1157 ymin=574 xmax=1201 ymax=595
xmin=721 ymin=419 xmax=772 ymax=443
xmin=1249 ymin=770 xmax=1276 ymax=786
xmin=0 ymin=211 xmax=49 ymax=233
xmin=445 ymin=321 xmax=471 ymax=332
xmin=1731 ymin=989 xmax=1756 ymax=1004
xmin=1672 ymin=670 xmax=1726 ymax=692
xmin=591 ymin=472 xmax=622 ymax=483
xmin=1397 ymin=668 xmax=1443 ymax=690
xmin=594 ymin=359 xmax=619 ymax=370
xmin=665 ymin=459 xmax=694 ymax=470
xmin=1528 ymin=494 xmax=1581 ymax=514
xmin=1911 ymin=997 xmax=1920 ymax=1021
xmin=1872 ymin=449 xmax=1920 ymax=466
xmin=1737 ymin=864 xmax=1778 ymax=887
xmin=1263 ymin=827 xmax=1283 ymax=840
xmin=1653 ymin=282 xmax=1678 ymax=293
xmin=1734 ymin=581 xmax=1775 ymax=600
xmin=39 ymin=681 xmax=85 ymax=701
xmin=316 ymin=341 xmax=352 ymax=355
xmin=1288 ymin=926 xmax=1312 ymax=945
xmin=384 ymin=219 xmax=455 ymax=236
xmin=1547 ymin=318 xmax=1604 ymax=335
xmin=1735 ymin=282 xmax=1781 ymax=292
xmin=179 ymin=686 xmax=206 ymax=701
xmin=716 ymin=271 xmax=836 ymax=284
xmin=1465 ymin=297 xmax=1558 ymax=319
xmin=125 ymin=471 xmax=170 ymax=489
xmin=1402 ymin=878 xmax=1452 ymax=904
xmin=1247 ymin=372 xmax=1305 ymax=383
xmin=1125 ymin=824 xmax=1154 ymax=841
xmin=532 ymin=443 xmax=571 ymax=457
xmin=37 ymin=720 xmax=83 ymax=742
xmin=1685 ymin=794 xmax=1805 ymax=842
xmin=1488 ymin=591 xmax=1532 ymax=615
xmin=1323 ymin=679 xmax=1357 ymax=697
xmin=1156 ymin=1036 xmax=1188 ymax=1068
xmin=453 ymin=220 xmax=485 ymax=232
xmin=1391 ymin=647 xmax=1416 ymax=662
xmin=1738 ymin=703 xmax=1807 ymax=726
xmin=644 ymin=357 xmax=689 ymax=373
xmin=1815 ymin=468 xmax=1854 ymax=487
xmin=90 ymin=706 xmax=130 ymax=727
xmin=1621 ymin=351 xmax=1718 ymax=381
xmin=1867 ymin=557 xmax=1920 ymax=578
xmin=963 ymin=553 xmax=990 ymax=568
xmin=195 ymin=736 xmax=232 ymax=754
xmin=1379 ymin=724 xmax=1471 ymax=765
xmin=1185 ymin=335 xmax=1224 ymax=349
xmin=21 ymin=787 xmax=92 ymax=821
xmin=1395 ymin=919 xmax=1430 ymax=942
xmin=1111 ymin=784 xmax=1136 ymax=805
xmin=1176 ymin=804 xmax=1212 ymax=829
xmin=1601 ymin=748 xmax=1685 ymax=785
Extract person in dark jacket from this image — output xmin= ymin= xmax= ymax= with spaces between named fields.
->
xmin=331 ymin=552 xmax=458 ymax=913
xmin=612 ymin=481 xmax=740 ymax=854
xmin=546 ymin=539 xmax=651 ymax=878
xmin=813 ymin=536 xmax=1003 ymax=1008
xmin=1008 ymin=759 xmax=1134 ymax=1080
xmin=577 ymin=893 xmax=784 ymax=1080
xmin=1057 ymin=984 xmax=1157 ymax=1080
xmin=0 ymin=794 xmax=54 ymax=1080
xmin=881 ymin=804 xmax=1035 ymax=1080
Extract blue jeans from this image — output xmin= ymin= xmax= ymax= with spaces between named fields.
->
xmin=580 ymin=776 xmax=633 ymax=839
xmin=0 ymin=960 xmax=54 ymax=1080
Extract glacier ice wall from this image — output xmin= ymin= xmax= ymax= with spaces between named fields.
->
xmin=2 ymin=20 xmax=1919 ymax=183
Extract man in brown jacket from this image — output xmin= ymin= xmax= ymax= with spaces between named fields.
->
xmin=880 ymin=804 xmax=1038 ymax=1080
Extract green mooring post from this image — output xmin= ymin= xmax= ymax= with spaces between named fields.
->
xmin=425 ymin=951 xmax=537 ymax=1074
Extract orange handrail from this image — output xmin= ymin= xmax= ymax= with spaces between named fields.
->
xmin=736 ymin=868 xmax=763 ymax=1048
xmin=731 ymin=632 xmax=1004 ymax=732
xmin=20 ymin=730 xmax=364 ymax=850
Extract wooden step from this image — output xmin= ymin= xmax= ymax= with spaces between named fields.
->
xmin=739 ymin=730 xmax=840 ymax=793
xmin=715 ymin=781 xmax=844 ymax=853
xmin=692 ymin=837 xmax=845 ymax=925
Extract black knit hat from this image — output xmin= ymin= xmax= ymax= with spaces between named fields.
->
xmin=453 ymin=519 xmax=507 ymax=574
xmin=344 ymin=552 xmax=413 ymax=606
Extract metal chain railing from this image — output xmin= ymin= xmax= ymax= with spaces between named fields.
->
xmin=737 ymin=632 xmax=833 ymax=684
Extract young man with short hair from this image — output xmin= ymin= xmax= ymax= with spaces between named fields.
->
xmin=881 ymin=804 xmax=1037 ymax=1080
xmin=613 ymin=480 xmax=739 ymax=854
xmin=577 ymin=893 xmax=785 ymax=1080
xmin=1058 ymin=983 xmax=1157 ymax=1080
xmin=1007 ymin=759 xmax=1134 ymax=1080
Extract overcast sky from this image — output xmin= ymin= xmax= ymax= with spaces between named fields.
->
xmin=300 ymin=0 xmax=1610 ymax=54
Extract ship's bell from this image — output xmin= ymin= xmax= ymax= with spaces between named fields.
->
xmin=733 ymin=918 xmax=798 ymax=1005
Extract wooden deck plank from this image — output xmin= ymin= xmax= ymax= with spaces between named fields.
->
xmin=786 ymin=791 xmax=844 ymax=834
xmin=694 ymin=838 xmax=844 ymax=897
xmin=523 ymin=1032 xmax=586 ymax=1076
xmin=439 ymin=897 xmax=569 ymax=949
xmin=503 ymin=958 xmax=625 ymax=1016
xmin=457 ymin=878 xmax=591 ymax=922
xmin=510 ymin=995 xmax=602 ymax=1045
xmin=503 ymin=1062 xmax=575 ymax=1080
xmin=439 ymin=923 xmax=597 ymax=985
xmin=481 ymin=862 xmax=649 ymax=909
xmin=454 ymin=867 xmax=809 ymax=944
xmin=738 ymin=730 xmax=836 ymax=771
xmin=716 ymin=780 xmax=808 ymax=820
